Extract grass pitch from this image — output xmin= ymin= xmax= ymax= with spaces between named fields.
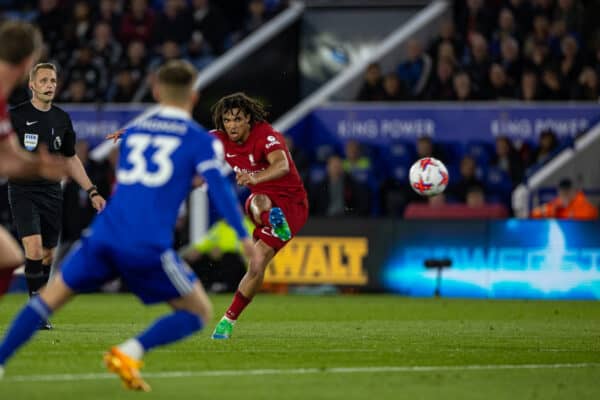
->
xmin=0 ymin=293 xmax=599 ymax=399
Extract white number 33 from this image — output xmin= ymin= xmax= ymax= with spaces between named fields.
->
xmin=117 ymin=134 xmax=180 ymax=187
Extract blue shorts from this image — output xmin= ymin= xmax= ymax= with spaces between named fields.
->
xmin=61 ymin=236 xmax=197 ymax=304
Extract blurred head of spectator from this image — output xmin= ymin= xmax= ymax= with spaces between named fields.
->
xmin=416 ymin=136 xmax=434 ymax=159
xmin=159 ymin=40 xmax=181 ymax=61
xmin=439 ymin=19 xmax=456 ymax=41
xmin=60 ymin=79 xmax=94 ymax=103
xmin=109 ymin=69 xmax=136 ymax=102
xmin=382 ymin=72 xmax=405 ymax=101
xmin=127 ymin=40 xmax=146 ymax=65
xmin=453 ymin=71 xmax=474 ymax=101
xmin=525 ymin=42 xmax=550 ymax=71
xmin=460 ymin=155 xmax=478 ymax=180
xmin=531 ymin=14 xmax=550 ymax=43
xmin=560 ymin=35 xmax=579 ymax=60
xmin=498 ymin=8 xmax=517 ymax=35
xmin=500 ymin=36 xmax=520 ymax=64
xmin=469 ymin=33 xmax=489 ymax=64
xmin=466 ymin=185 xmax=486 ymax=207
xmin=573 ymin=67 xmax=599 ymax=101
xmin=327 ymin=154 xmax=345 ymax=183
xmin=534 ymin=129 xmax=558 ymax=164
xmin=437 ymin=40 xmax=457 ymax=65
xmin=519 ymin=70 xmax=539 ymax=101
xmin=488 ymin=63 xmax=515 ymax=99
xmin=541 ymin=66 xmax=565 ymax=99
xmin=357 ymin=62 xmax=384 ymax=101
xmin=343 ymin=140 xmax=371 ymax=173
xmin=428 ymin=192 xmax=446 ymax=208
xmin=406 ymin=38 xmax=423 ymax=62
xmin=493 ymin=135 xmax=524 ymax=184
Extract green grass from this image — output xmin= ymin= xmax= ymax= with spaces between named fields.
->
xmin=0 ymin=293 xmax=599 ymax=399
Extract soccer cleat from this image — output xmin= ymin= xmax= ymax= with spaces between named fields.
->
xmin=103 ymin=347 xmax=151 ymax=392
xmin=39 ymin=320 xmax=53 ymax=330
xmin=269 ymin=207 xmax=291 ymax=241
xmin=211 ymin=318 xmax=234 ymax=339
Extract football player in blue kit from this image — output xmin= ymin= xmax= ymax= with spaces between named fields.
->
xmin=0 ymin=60 xmax=259 ymax=391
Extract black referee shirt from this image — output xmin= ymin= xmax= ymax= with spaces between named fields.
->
xmin=9 ymin=101 xmax=76 ymax=186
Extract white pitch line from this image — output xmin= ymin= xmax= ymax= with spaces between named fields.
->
xmin=3 ymin=363 xmax=600 ymax=383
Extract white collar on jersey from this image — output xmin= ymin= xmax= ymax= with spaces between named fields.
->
xmin=157 ymin=105 xmax=191 ymax=120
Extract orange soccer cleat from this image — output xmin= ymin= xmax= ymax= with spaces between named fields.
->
xmin=103 ymin=347 xmax=151 ymax=392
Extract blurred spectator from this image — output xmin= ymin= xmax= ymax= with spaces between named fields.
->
xmin=531 ymin=178 xmax=598 ymax=219
xmin=428 ymin=192 xmax=446 ymax=208
xmin=397 ymin=38 xmax=432 ymax=98
xmin=284 ymin=135 xmax=310 ymax=184
xmin=491 ymin=136 xmax=524 ymax=185
xmin=572 ymin=67 xmax=599 ymax=101
xmin=523 ymin=42 xmax=551 ymax=74
xmin=343 ymin=140 xmax=372 ymax=177
xmin=382 ymin=72 xmax=407 ymax=101
xmin=464 ymin=32 xmax=490 ymax=94
xmin=553 ymin=0 xmax=584 ymax=34
xmin=36 ymin=0 xmax=65 ymax=52
xmin=149 ymin=40 xmax=182 ymax=71
xmin=116 ymin=40 xmax=148 ymax=92
xmin=357 ymin=62 xmax=385 ymax=101
xmin=69 ymin=1 xmax=94 ymax=47
xmin=540 ymin=66 xmax=567 ymax=99
xmin=531 ymin=129 xmax=559 ymax=165
xmin=453 ymin=70 xmax=477 ymax=101
xmin=506 ymin=0 xmax=534 ymax=34
xmin=424 ymin=57 xmax=455 ymax=100
xmin=465 ymin=184 xmax=487 ymax=208
xmin=518 ymin=69 xmax=541 ymax=101
xmin=487 ymin=63 xmax=516 ymax=99
xmin=490 ymin=8 xmax=521 ymax=59
xmin=428 ymin=19 xmax=464 ymax=61
xmin=416 ymin=136 xmax=445 ymax=162
xmin=186 ymin=32 xmax=215 ymax=70
xmin=455 ymin=0 xmax=495 ymax=38
xmin=447 ymin=155 xmax=485 ymax=202
xmin=559 ymin=35 xmax=583 ymax=87
xmin=58 ymin=79 xmax=96 ymax=103
xmin=107 ymin=70 xmax=137 ymax=102
xmin=90 ymin=21 xmax=123 ymax=70
xmin=62 ymin=47 xmax=107 ymax=100
xmin=153 ymin=0 xmax=193 ymax=45
xmin=498 ymin=36 xmax=522 ymax=84
xmin=190 ymin=0 xmax=229 ymax=55
xmin=120 ymin=0 xmax=156 ymax=45
xmin=96 ymin=0 xmax=123 ymax=35
xmin=309 ymin=154 xmax=370 ymax=217
xmin=235 ymin=0 xmax=269 ymax=41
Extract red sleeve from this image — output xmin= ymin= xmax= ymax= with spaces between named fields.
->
xmin=255 ymin=123 xmax=287 ymax=156
xmin=0 ymin=97 xmax=14 ymax=140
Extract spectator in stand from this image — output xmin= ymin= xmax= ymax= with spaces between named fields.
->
xmin=453 ymin=70 xmax=478 ymax=101
xmin=491 ymin=135 xmax=524 ymax=185
xmin=235 ymin=0 xmax=269 ymax=42
xmin=342 ymin=140 xmax=372 ymax=178
xmin=455 ymin=0 xmax=495 ymax=38
xmin=572 ymin=67 xmax=599 ymax=100
xmin=424 ymin=56 xmax=455 ymax=100
xmin=149 ymin=40 xmax=182 ymax=72
xmin=89 ymin=22 xmax=122 ymax=72
xmin=498 ymin=36 xmax=523 ymax=85
xmin=540 ymin=65 xmax=567 ymax=99
xmin=96 ymin=0 xmax=123 ymax=35
xmin=553 ymin=0 xmax=585 ymax=34
xmin=35 ymin=0 xmax=64 ymax=53
xmin=465 ymin=184 xmax=487 ymax=208
xmin=397 ymin=38 xmax=432 ymax=98
xmin=120 ymin=0 xmax=156 ymax=45
xmin=186 ymin=32 xmax=215 ymax=70
xmin=62 ymin=47 xmax=107 ymax=101
xmin=382 ymin=72 xmax=407 ymax=101
xmin=357 ymin=62 xmax=385 ymax=101
xmin=506 ymin=0 xmax=534 ymax=34
xmin=523 ymin=42 xmax=551 ymax=74
xmin=531 ymin=129 xmax=559 ymax=165
xmin=533 ymin=0 xmax=554 ymax=19
xmin=416 ymin=136 xmax=446 ymax=163
xmin=309 ymin=154 xmax=370 ymax=217
xmin=464 ymin=33 xmax=491 ymax=95
xmin=428 ymin=20 xmax=464 ymax=62
xmin=487 ymin=63 xmax=516 ymax=99
xmin=116 ymin=40 xmax=148 ymax=93
xmin=107 ymin=70 xmax=137 ymax=102
xmin=68 ymin=1 xmax=94 ymax=47
xmin=58 ymin=79 xmax=95 ymax=103
xmin=559 ymin=35 xmax=583 ymax=88
xmin=518 ymin=69 xmax=541 ymax=101
xmin=490 ymin=8 xmax=521 ymax=59
xmin=190 ymin=0 xmax=229 ymax=56
xmin=531 ymin=178 xmax=598 ymax=220
xmin=447 ymin=155 xmax=485 ymax=203
xmin=153 ymin=0 xmax=193 ymax=45
xmin=284 ymin=135 xmax=310 ymax=184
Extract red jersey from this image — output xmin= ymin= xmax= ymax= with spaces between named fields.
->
xmin=211 ymin=122 xmax=306 ymax=201
xmin=0 ymin=91 xmax=13 ymax=141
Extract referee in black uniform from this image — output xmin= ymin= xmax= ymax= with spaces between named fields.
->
xmin=8 ymin=63 xmax=106 ymax=329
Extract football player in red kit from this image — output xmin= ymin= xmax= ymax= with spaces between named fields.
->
xmin=210 ymin=92 xmax=308 ymax=339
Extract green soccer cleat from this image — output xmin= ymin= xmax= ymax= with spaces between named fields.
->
xmin=212 ymin=318 xmax=234 ymax=339
xmin=269 ymin=207 xmax=291 ymax=241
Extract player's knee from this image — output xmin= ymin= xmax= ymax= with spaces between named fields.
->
xmin=248 ymin=261 xmax=266 ymax=279
xmin=251 ymin=194 xmax=272 ymax=211
xmin=42 ymin=254 xmax=53 ymax=266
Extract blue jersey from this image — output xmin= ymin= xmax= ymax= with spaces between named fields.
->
xmin=91 ymin=106 xmax=247 ymax=249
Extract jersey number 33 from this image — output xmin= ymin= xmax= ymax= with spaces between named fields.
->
xmin=117 ymin=133 xmax=181 ymax=187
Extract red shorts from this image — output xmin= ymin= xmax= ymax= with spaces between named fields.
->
xmin=245 ymin=192 xmax=309 ymax=252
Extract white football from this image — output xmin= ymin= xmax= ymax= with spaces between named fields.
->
xmin=409 ymin=157 xmax=449 ymax=196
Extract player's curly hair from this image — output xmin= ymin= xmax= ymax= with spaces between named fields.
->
xmin=211 ymin=92 xmax=268 ymax=131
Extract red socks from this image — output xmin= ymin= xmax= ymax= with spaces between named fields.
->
xmin=0 ymin=267 xmax=17 ymax=296
xmin=259 ymin=211 xmax=270 ymax=226
xmin=225 ymin=290 xmax=252 ymax=320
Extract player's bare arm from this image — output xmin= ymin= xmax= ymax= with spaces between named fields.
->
xmin=65 ymin=155 xmax=107 ymax=212
xmin=235 ymin=149 xmax=289 ymax=186
xmin=105 ymin=128 xmax=125 ymax=143
xmin=0 ymin=137 xmax=67 ymax=180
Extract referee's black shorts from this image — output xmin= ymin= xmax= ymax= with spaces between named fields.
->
xmin=8 ymin=183 xmax=63 ymax=248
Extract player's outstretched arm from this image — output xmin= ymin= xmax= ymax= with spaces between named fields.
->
xmin=235 ymin=149 xmax=290 ymax=186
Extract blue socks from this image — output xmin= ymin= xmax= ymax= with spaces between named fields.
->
xmin=0 ymin=297 xmax=52 ymax=365
xmin=137 ymin=310 xmax=203 ymax=352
